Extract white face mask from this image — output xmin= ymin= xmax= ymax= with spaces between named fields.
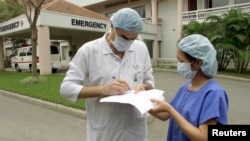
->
xmin=111 ymin=30 xmax=134 ymax=52
xmin=177 ymin=62 xmax=197 ymax=79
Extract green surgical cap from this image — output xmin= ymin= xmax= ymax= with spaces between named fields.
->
xmin=110 ymin=8 xmax=143 ymax=33
xmin=178 ymin=34 xmax=218 ymax=78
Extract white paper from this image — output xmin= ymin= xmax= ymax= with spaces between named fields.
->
xmin=100 ymin=89 xmax=165 ymax=116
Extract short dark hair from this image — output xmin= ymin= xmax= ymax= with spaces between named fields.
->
xmin=183 ymin=52 xmax=196 ymax=62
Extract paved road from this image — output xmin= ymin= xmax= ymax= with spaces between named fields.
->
xmin=0 ymin=70 xmax=249 ymax=141
xmin=0 ymin=93 xmax=87 ymax=141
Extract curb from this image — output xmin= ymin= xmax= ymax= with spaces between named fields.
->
xmin=153 ymin=68 xmax=250 ymax=82
xmin=0 ymin=89 xmax=155 ymax=124
xmin=0 ymin=89 xmax=87 ymax=119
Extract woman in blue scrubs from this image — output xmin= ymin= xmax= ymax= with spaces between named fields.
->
xmin=149 ymin=34 xmax=229 ymax=141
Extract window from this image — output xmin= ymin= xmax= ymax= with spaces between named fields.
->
xmin=19 ymin=48 xmax=26 ymax=56
xmin=27 ymin=48 xmax=32 ymax=56
xmin=105 ymin=6 xmax=145 ymax=18
xmin=144 ymin=39 xmax=153 ymax=58
xmin=50 ymin=46 xmax=59 ymax=54
xmin=61 ymin=46 xmax=68 ymax=60
xmin=235 ymin=0 xmax=250 ymax=4
xmin=188 ymin=0 xmax=197 ymax=11
xmin=205 ymin=0 xmax=229 ymax=8
xmin=133 ymin=6 xmax=145 ymax=18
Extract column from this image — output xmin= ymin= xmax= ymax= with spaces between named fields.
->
xmin=177 ymin=0 xmax=183 ymax=40
xmin=0 ymin=37 xmax=4 ymax=70
xmin=37 ymin=26 xmax=51 ymax=75
xmin=151 ymin=0 xmax=159 ymax=67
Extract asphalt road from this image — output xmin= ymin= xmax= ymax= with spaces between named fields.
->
xmin=0 ymin=70 xmax=249 ymax=141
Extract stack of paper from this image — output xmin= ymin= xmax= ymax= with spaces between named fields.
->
xmin=100 ymin=89 xmax=165 ymax=116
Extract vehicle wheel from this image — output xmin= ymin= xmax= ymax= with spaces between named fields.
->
xmin=15 ymin=65 xmax=21 ymax=72
xmin=30 ymin=65 xmax=39 ymax=73
xmin=52 ymin=68 xmax=57 ymax=73
xmin=29 ymin=65 xmax=32 ymax=72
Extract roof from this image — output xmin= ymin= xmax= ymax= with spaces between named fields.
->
xmin=42 ymin=0 xmax=110 ymax=21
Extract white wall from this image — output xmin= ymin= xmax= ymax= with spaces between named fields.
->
xmin=198 ymin=0 xmax=205 ymax=9
xmin=158 ymin=0 xmax=178 ymax=60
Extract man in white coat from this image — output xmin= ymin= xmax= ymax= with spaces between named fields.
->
xmin=60 ymin=8 xmax=155 ymax=141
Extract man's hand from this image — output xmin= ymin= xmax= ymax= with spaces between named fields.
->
xmin=102 ymin=79 xmax=130 ymax=96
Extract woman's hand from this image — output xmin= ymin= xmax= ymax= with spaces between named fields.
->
xmin=149 ymin=98 xmax=171 ymax=121
xmin=134 ymin=83 xmax=145 ymax=94
xmin=150 ymin=98 xmax=171 ymax=113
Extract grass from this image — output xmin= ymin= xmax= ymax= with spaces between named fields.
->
xmin=217 ymin=69 xmax=250 ymax=79
xmin=156 ymin=66 xmax=250 ymax=79
xmin=0 ymin=71 xmax=85 ymax=110
xmin=0 ymin=68 xmax=249 ymax=111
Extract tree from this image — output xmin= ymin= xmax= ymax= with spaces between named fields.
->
xmin=182 ymin=20 xmax=207 ymax=37
xmin=0 ymin=0 xmax=23 ymax=22
xmin=0 ymin=0 xmax=23 ymax=70
xmin=182 ymin=8 xmax=250 ymax=73
xmin=182 ymin=19 xmax=234 ymax=71
xmin=204 ymin=15 xmax=235 ymax=71
xmin=7 ymin=0 xmax=46 ymax=79
xmin=222 ymin=8 xmax=250 ymax=73
xmin=0 ymin=0 xmax=9 ymax=22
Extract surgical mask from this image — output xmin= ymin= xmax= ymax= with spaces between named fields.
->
xmin=111 ymin=30 xmax=134 ymax=52
xmin=177 ymin=62 xmax=197 ymax=79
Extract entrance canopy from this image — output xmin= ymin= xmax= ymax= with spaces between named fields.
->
xmin=0 ymin=0 xmax=111 ymax=41
xmin=0 ymin=0 xmax=111 ymax=75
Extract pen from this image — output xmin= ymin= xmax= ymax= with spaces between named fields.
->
xmin=112 ymin=76 xmax=131 ymax=90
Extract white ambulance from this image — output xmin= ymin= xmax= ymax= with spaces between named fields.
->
xmin=10 ymin=45 xmax=61 ymax=73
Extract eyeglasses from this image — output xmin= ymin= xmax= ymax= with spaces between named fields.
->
xmin=115 ymin=28 xmax=137 ymax=41
xmin=119 ymin=35 xmax=137 ymax=41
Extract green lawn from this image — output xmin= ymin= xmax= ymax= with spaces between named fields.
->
xmin=0 ymin=68 xmax=249 ymax=111
xmin=156 ymin=66 xmax=250 ymax=79
xmin=217 ymin=69 xmax=250 ymax=79
xmin=0 ymin=71 xmax=85 ymax=110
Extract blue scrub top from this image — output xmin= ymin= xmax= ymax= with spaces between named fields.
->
xmin=167 ymin=79 xmax=228 ymax=141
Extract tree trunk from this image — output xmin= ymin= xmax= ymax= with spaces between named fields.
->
xmin=0 ymin=37 xmax=4 ymax=71
xmin=31 ymin=24 xmax=38 ymax=79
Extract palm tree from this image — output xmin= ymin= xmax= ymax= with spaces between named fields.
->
xmin=204 ymin=15 xmax=235 ymax=71
xmin=182 ymin=20 xmax=206 ymax=37
xmin=182 ymin=18 xmax=234 ymax=71
xmin=222 ymin=8 xmax=250 ymax=73
xmin=184 ymin=8 xmax=250 ymax=73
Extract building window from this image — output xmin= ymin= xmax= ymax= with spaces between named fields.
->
xmin=188 ymin=0 xmax=197 ymax=11
xmin=133 ymin=6 xmax=146 ymax=18
xmin=205 ymin=0 xmax=229 ymax=8
xmin=105 ymin=6 xmax=145 ymax=18
xmin=235 ymin=0 xmax=250 ymax=4
xmin=144 ymin=39 xmax=153 ymax=58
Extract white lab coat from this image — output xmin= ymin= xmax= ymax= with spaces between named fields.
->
xmin=60 ymin=32 xmax=155 ymax=141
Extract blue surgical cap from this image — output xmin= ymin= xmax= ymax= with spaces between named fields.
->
xmin=110 ymin=8 xmax=143 ymax=33
xmin=178 ymin=34 xmax=218 ymax=78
